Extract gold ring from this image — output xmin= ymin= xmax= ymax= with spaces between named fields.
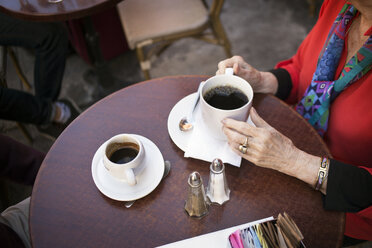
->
xmin=238 ymin=144 xmax=247 ymax=154
xmin=243 ymin=137 xmax=248 ymax=147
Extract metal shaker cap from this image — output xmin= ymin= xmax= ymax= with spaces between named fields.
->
xmin=210 ymin=158 xmax=224 ymax=174
xmin=207 ymin=158 xmax=230 ymax=205
xmin=188 ymin=171 xmax=202 ymax=187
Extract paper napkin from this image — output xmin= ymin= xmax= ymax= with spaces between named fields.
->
xmin=184 ymin=102 xmax=244 ymax=167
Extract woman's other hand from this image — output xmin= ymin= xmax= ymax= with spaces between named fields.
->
xmin=216 ymin=56 xmax=278 ymax=95
xmin=222 ymin=107 xmax=322 ymax=191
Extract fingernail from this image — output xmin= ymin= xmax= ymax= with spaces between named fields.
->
xmin=221 ymin=119 xmax=226 ymax=124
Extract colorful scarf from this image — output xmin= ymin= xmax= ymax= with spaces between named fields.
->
xmin=296 ymin=4 xmax=372 ymax=136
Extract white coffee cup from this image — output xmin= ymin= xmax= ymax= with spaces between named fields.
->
xmin=200 ymin=68 xmax=254 ymax=140
xmin=102 ymin=134 xmax=145 ymax=186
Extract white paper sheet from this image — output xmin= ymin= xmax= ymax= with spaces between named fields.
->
xmin=157 ymin=216 xmax=274 ymax=248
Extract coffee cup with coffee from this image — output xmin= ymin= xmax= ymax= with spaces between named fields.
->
xmin=102 ymin=134 xmax=146 ymax=186
xmin=199 ymin=68 xmax=253 ymax=140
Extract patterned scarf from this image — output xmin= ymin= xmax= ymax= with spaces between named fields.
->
xmin=296 ymin=4 xmax=372 ymax=136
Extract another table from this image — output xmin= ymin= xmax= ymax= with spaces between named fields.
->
xmin=0 ymin=0 xmax=123 ymax=89
xmin=0 ymin=0 xmax=121 ymax=21
xmin=30 ymin=76 xmax=345 ymax=248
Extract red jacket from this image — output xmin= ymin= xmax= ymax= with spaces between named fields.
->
xmin=276 ymin=0 xmax=372 ymax=240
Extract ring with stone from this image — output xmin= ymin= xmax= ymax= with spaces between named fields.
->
xmin=238 ymin=144 xmax=247 ymax=154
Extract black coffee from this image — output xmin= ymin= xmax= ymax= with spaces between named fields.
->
xmin=107 ymin=142 xmax=139 ymax=164
xmin=203 ymin=85 xmax=248 ymax=110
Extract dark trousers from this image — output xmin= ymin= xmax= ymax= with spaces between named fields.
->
xmin=0 ymin=134 xmax=44 ymax=248
xmin=0 ymin=12 xmax=68 ymax=125
xmin=0 ymin=134 xmax=44 ymax=185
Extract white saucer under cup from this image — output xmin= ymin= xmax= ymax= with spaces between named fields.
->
xmin=167 ymin=94 xmax=256 ymax=152
xmin=91 ymin=134 xmax=164 ymax=202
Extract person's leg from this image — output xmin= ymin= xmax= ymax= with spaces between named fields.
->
xmin=0 ymin=12 xmax=68 ymax=124
xmin=0 ymin=135 xmax=45 ymax=247
xmin=0 ymin=197 xmax=31 ymax=248
xmin=0 ymin=134 xmax=45 ymax=185
xmin=0 ymin=86 xmax=53 ymax=125
xmin=0 ymin=12 xmax=68 ymax=100
xmin=32 ymin=21 xmax=69 ymax=101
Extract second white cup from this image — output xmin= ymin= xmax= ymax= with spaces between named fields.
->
xmin=102 ymin=134 xmax=146 ymax=186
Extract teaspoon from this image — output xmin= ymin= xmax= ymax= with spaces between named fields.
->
xmin=179 ymin=82 xmax=204 ymax=132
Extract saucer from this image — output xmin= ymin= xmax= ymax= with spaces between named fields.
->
xmin=91 ymin=134 xmax=164 ymax=201
xmin=167 ymin=93 xmax=197 ymax=151
xmin=167 ymin=93 xmax=255 ymax=152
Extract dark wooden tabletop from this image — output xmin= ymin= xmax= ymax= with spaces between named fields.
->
xmin=30 ymin=75 xmax=345 ymax=248
xmin=0 ymin=0 xmax=122 ymax=21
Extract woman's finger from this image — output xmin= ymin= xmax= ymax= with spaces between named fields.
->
xmin=249 ymin=107 xmax=271 ymax=129
xmin=222 ymin=126 xmax=251 ymax=146
xmin=233 ymin=63 xmax=239 ymax=75
xmin=227 ymin=140 xmax=258 ymax=162
xmin=222 ymin=118 xmax=258 ymax=137
xmin=217 ymin=59 xmax=234 ymax=74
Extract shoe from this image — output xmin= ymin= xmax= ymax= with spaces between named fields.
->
xmin=37 ymin=98 xmax=81 ymax=139
xmin=56 ymin=98 xmax=81 ymax=126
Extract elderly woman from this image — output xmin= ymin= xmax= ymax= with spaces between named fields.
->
xmin=217 ymin=0 xmax=372 ymax=244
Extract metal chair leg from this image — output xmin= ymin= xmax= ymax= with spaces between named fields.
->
xmin=7 ymin=47 xmax=32 ymax=92
xmin=136 ymin=46 xmax=151 ymax=80
xmin=16 ymin=122 xmax=33 ymax=144
xmin=210 ymin=18 xmax=232 ymax=58
xmin=1 ymin=46 xmax=33 ymax=144
xmin=307 ymin=0 xmax=317 ymax=17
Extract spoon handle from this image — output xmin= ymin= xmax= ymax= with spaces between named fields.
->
xmin=124 ymin=160 xmax=171 ymax=208
xmin=187 ymin=81 xmax=204 ymax=123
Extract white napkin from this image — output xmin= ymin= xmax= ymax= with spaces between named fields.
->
xmin=184 ymin=102 xmax=242 ymax=167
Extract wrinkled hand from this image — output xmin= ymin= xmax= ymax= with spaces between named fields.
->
xmin=222 ymin=107 xmax=301 ymax=173
xmin=216 ymin=56 xmax=278 ymax=94
xmin=223 ymin=107 xmax=326 ymax=193
xmin=217 ymin=56 xmax=261 ymax=88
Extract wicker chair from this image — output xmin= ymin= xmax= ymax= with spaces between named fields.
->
xmin=117 ymin=0 xmax=232 ymax=79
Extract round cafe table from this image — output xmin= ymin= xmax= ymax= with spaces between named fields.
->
xmin=30 ymin=76 xmax=345 ymax=248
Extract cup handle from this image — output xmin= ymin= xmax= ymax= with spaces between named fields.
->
xmin=225 ymin=68 xmax=234 ymax=75
xmin=124 ymin=168 xmax=136 ymax=186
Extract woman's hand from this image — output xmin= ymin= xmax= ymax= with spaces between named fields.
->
xmin=222 ymin=107 xmax=299 ymax=172
xmin=222 ymin=107 xmax=324 ymax=192
xmin=216 ymin=56 xmax=278 ymax=95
